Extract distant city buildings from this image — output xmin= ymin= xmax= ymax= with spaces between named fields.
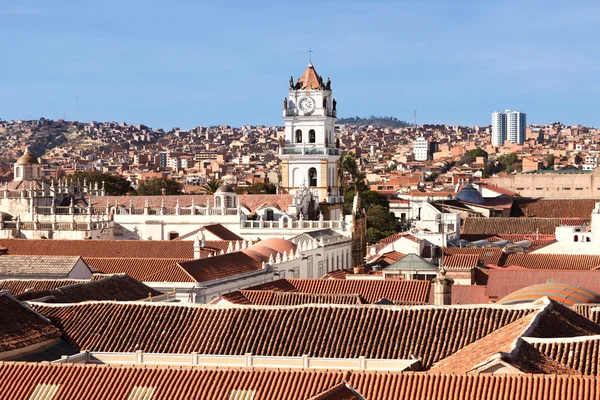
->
xmin=492 ymin=110 xmax=526 ymax=146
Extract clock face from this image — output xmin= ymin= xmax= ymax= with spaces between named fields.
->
xmin=298 ymin=97 xmax=315 ymax=113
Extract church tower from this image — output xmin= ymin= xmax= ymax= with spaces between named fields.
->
xmin=279 ymin=63 xmax=342 ymax=206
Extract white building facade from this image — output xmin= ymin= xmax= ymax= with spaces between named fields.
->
xmin=413 ymin=137 xmax=429 ymax=161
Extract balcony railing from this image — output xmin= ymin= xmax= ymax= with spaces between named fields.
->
xmin=284 ymin=109 xmax=336 ymax=118
xmin=280 ymin=147 xmax=339 ymax=156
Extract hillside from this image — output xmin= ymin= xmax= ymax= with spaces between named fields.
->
xmin=337 ymin=115 xmax=411 ymax=128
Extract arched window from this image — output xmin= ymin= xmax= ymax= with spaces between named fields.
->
xmin=309 ymin=167 xmax=317 ymax=187
xmin=574 ymin=235 xmax=579 ymax=242
xmin=296 ymin=129 xmax=302 ymax=143
xmin=309 ymin=129 xmax=316 ymax=143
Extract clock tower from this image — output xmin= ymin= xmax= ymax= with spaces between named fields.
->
xmin=279 ymin=63 xmax=342 ymax=206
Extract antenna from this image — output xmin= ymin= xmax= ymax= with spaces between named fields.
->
xmin=76 ymin=96 xmax=79 ymax=121
xmin=414 ymin=109 xmax=417 ymax=128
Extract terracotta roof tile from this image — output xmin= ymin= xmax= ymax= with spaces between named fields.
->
xmin=83 ymin=258 xmax=195 ymax=283
xmin=0 ymin=364 xmax=599 ymax=399
xmin=442 ymin=247 xmax=503 ymax=265
xmin=486 ymin=270 xmax=600 ymax=301
xmin=307 ymin=382 xmax=364 ymax=400
xmin=442 ymin=254 xmax=479 ymax=269
xmin=0 ymin=279 xmax=88 ymax=296
xmin=297 ymin=63 xmax=322 ymax=90
xmin=462 ymin=217 xmax=563 ymax=234
xmin=16 ymin=274 xmax=161 ymax=303
xmin=0 ymin=293 xmax=61 ymax=355
xmin=430 ymin=299 xmax=600 ymax=374
xmin=237 ymin=278 xmax=430 ymax=304
xmin=503 ymin=254 xmax=600 ymax=270
xmin=512 ymin=198 xmax=599 ymax=219
xmin=0 ymin=239 xmax=195 ymax=259
xmin=32 ymin=302 xmax=537 ymax=368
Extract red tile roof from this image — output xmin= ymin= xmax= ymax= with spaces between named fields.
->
xmin=486 ymin=270 xmax=600 ymax=301
xmin=503 ymin=254 xmax=600 ymax=270
xmin=297 ymin=63 xmax=322 ymax=90
xmin=32 ymin=302 xmax=536 ymax=368
xmin=16 ymin=274 xmax=161 ymax=303
xmin=0 ymin=363 xmax=599 ymax=399
xmin=442 ymin=254 xmax=479 ymax=269
xmin=0 ymin=239 xmax=195 ymax=259
xmin=450 ymin=285 xmax=489 ymax=304
xmin=0 ymin=293 xmax=61 ymax=355
xmin=237 ymin=278 xmax=430 ymax=304
xmin=527 ymin=335 xmax=600 ymax=375
xmin=512 ymin=198 xmax=599 ymax=219
xmin=224 ymin=291 xmax=367 ymax=306
xmin=84 ymin=258 xmax=195 ymax=283
xmin=442 ymin=247 xmax=504 ymax=266
xmin=430 ymin=299 xmax=600 ymax=374
xmin=0 ymin=279 xmax=87 ymax=296
xmin=307 ymin=382 xmax=364 ymax=400
xmin=462 ymin=217 xmax=563 ymax=234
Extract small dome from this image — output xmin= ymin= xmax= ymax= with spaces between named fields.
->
xmin=498 ymin=283 xmax=600 ymax=306
xmin=456 ymin=185 xmax=484 ymax=205
xmin=215 ymin=183 xmax=235 ymax=194
xmin=249 ymin=238 xmax=297 ymax=259
xmin=16 ymin=147 xmax=39 ymax=165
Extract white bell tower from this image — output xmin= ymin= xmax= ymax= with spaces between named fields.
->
xmin=278 ymin=63 xmax=342 ymax=204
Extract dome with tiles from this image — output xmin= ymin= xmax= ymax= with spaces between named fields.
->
xmin=456 ymin=185 xmax=484 ymax=205
xmin=498 ymin=282 xmax=600 ymax=306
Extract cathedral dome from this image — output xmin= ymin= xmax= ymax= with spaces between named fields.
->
xmin=456 ymin=185 xmax=484 ymax=205
xmin=215 ymin=183 xmax=235 ymax=194
xmin=16 ymin=147 xmax=39 ymax=165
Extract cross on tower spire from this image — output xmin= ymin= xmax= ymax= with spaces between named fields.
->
xmin=307 ymin=47 xmax=314 ymax=63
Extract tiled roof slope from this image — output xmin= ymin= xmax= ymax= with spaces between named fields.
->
xmin=1 ymin=363 xmax=599 ymax=400
xmin=512 ymin=198 xmax=599 ymax=219
xmin=236 ymin=278 xmax=431 ymax=304
xmin=0 ymin=279 xmax=87 ymax=296
xmin=442 ymin=254 xmax=479 ymax=269
xmin=0 ymin=239 xmax=194 ymax=259
xmin=503 ymin=254 xmax=600 ymax=270
xmin=178 ymin=253 xmax=264 ymax=283
xmin=17 ymin=274 xmax=161 ymax=303
xmin=442 ymin=247 xmax=503 ymax=266
xmin=526 ymin=336 xmax=600 ymax=375
xmin=224 ymin=291 xmax=366 ymax=306
xmin=462 ymin=217 xmax=563 ymax=234
xmin=307 ymin=382 xmax=364 ymax=400
xmin=33 ymin=302 xmax=536 ymax=368
xmin=83 ymin=258 xmax=195 ymax=283
xmin=0 ymin=293 xmax=61 ymax=354
xmin=487 ymin=270 xmax=600 ymax=301
xmin=0 ymin=255 xmax=83 ymax=278
xmin=430 ymin=299 xmax=600 ymax=374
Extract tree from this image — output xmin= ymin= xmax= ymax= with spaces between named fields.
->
xmin=546 ymin=154 xmax=555 ymax=170
xmin=67 ymin=171 xmax=133 ymax=195
xmin=367 ymin=205 xmax=399 ymax=233
xmin=235 ymin=182 xmax=276 ymax=194
xmin=136 ymin=178 xmax=183 ymax=196
xmin=338 ymin=152 xmax=359 ymax=194
xmin=201 ymin=179 xmax=223 ymax=195
xmin=366 ymin=227 xmax=385 ymax=244
xmin=466 ymin=148 xmax=488 ymax=159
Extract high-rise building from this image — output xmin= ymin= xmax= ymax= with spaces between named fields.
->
xmin=413 ymin=137 xmax=429 ymax=161
xmin=491 ymin=111 xmax=506 ymax=146
xmin=491 ymin=110 xmax=526 ymax=146
xmin=506 ymin=110 xmax=526 ymax=145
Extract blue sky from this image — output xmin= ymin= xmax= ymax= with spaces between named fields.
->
xmin=2 ymin=0 xmax=599 ymax=129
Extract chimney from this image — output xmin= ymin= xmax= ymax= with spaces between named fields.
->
xmin=433 ymin=268 xmax=453 ymax=306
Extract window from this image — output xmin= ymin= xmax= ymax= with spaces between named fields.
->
xmin=536 ymin=188 xmax=543 ymax=190
xmin=563 ymin=188 xmax=571 ymax=190
xmin=295 ymin=129 xmax=302 ymax=143
xmin=309 ymin=129 xmax=316 ymax=143
xmin=516 ymin=187 xmax=525 ymax=190
xmin=169 ymin=232 xmax=179 ymax=240
xmin=308 ymin=167 xmax=317 ymax=187
xmin=576 ymin=188 xmax=583 ymax=190
xmin=265 ymin=209 xmax=274 ymax=221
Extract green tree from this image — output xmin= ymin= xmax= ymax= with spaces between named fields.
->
xmin=235 ymin=182 xmax=276 ymax=194
xmin=546 ymin=154 xmax=555 ymax=170
xmin=68 ymin=171 xmax=133 ymax=195
xmin=367 ymin=205 xmax=398 ymax=233
xmin=366 ymin=228 xmax=385 ymax=244
xmin=136 ymin=178 xmax=183 ymax=196
xmin=201 ymin=179 xmax=223 ymax=195
xmin=466 ymin=148 xmax=488 ymax=159
xmin=338 ymin=152 xmax=359 ymax=194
